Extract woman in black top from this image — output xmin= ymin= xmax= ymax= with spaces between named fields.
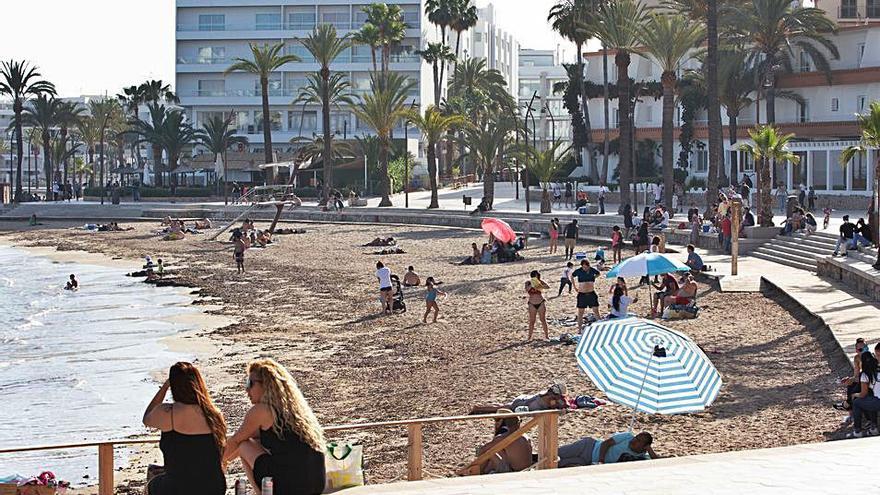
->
xmin=225 ymin=358 xmax=326 ymax=495
xmin=143 ymin=362 xmax=228 ymax=495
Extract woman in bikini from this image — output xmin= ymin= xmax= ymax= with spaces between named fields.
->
xmin=525 ymin=270 xmax=550 ymax=341
xmin=549 ymin=218 xmax=560 ymax=255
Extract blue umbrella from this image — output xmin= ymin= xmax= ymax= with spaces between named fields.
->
xmin=575 ymin=317 xmax=722 ymax=427
xmin=605 ymin=252 xmax=690 ymax=279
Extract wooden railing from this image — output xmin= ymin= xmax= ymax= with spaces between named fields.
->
xmin=0 ymin=410 xmax=563 ymax=494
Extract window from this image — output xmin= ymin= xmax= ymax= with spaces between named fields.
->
xmin=197 ymin=46 xmax=226 ymax=64
xmin=841 ymin=0 xmax=857 ymax=18
xmin=830 ymin=150 xmax=846 ymax=190
xmin=288 ymin=111 xmax=318 ymax=132
xmin=474 ymin=32 xmax=483 ymax=42
xmin=329 ymin=112 xmax=352 ymax=133
xmin=799 ymin=51 xmax=811 ymax=73
xmin=858 ymin=43 xmax=866 ymax=67
xmin=320 ymin=9 xmax=350 ymax=28
xmin=643 ymin=105 xmax=653 ymax=123
xmin=402 ymin=8 xmax=420 ymax=28
xmin=198 ymin=14 xmax=225 ymax=31
xmin=197 ymin=80 xmax=224 ymax=96
xmin=351 ymin=44 xmax=371 ymax=63
xmin=255 ymin=111 xmax=282 ymax=132
xmin=255 ymin=76 xmax=283 ymax=96
xmin=256 ymin=13 xmax=282 ymax=30
xmin=868 ymin=0 xmax=880 ymax=17
xmin=811 ymin=150 xmax=827 ymax=190
xmin=612 ymin=108 xmax=619 ymax=128
xmin=798 ymin=100 xmax=810 ymax=123
xmin=740 ymin=151 xmax=754 ymax=172
xmin=695 ymin=150 xmax=708 ymax=173
xmin=858 ymin=95 xmax=867 ymax=112
xmin=286 ymin=43 xmax=315 ymax=63
xmin=853 ymin=152 xmax=868 ymax=190
xmin=352 ymin=7 xmax=369 ymax=28
xmin=519 ymin=79 xmax=541 ymax=99
xmin=831 ymin=97 xmax=839 ymax=112
xmin=288 ymin=10 xmax=316 ymax=29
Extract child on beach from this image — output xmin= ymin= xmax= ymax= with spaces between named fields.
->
xmin=558 ymin=262 xmax=574 ymax=296
xmin=423 ymin=277 xmax=447 ymax=323
xmin=611 ymin=226 xmax=623 ymax=264
xmin=233 ymin=236 xmax=247 ymax=273
xmin=65 ymin=274 xmax=78 ymax=291
xmin=549 ymin=218 xmax=560 ymax=255
xmin=157 ymin=259 xmax=165 ymax=277
xmin=594 ymin=247 xmax=606 ymax=270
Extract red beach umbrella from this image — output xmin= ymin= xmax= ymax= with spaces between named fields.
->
xmin=481 ymin=218 xmax=517 ymax=243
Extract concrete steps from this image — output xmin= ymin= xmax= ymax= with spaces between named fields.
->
xmin=750 ymin=229 xmax=879 ymax=272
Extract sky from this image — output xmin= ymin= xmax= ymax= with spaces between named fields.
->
xmin=0 ymin=0 xmax=575 ymax=98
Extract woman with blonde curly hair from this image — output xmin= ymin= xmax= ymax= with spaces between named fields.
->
xmin=224 ymin=358 xmax=326 ymax=495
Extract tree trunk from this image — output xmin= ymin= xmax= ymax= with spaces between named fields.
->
xmin=439 ymin=27 xmax=448 ymax=94
xmin=224 ymin=151 xmax=229 ymax=205
xmin=706 ymin=0 xmax=723 ymax=207
xmin=428 ymin=142 xmax=440 ymax=208
xmin=378 ymin=138 xmax=392 ymax=206
xmin=87 ymin=148 xmax=95 ymax=188
xmin=601 ymin=45 xmax=610 ymax=185
xmin=321 ymin=66 xmax=333 ymax=204
xmin=61 ymin=128 xmax=69 ymax=187
xmin=616 ymin=51 xmax=632 ymax=206
xmin=371 ymin=47 xmax=378 ymax=74
xmin=432 ymin=61 xmax=441 ymax=108
xmin=13 ymin=107 xmax=23 ymax=203
xmin=43 ymin=131 xmax=52 ymax=199
xmin=445 ymin=129 xmax=455 ymax=175
xmin=759 ymin=156 xmax=773 ymax=227
xmin=260 ymin=77 xmax=275 ymax=184
xmin=483 ymin=162 xmax=495 ymax=208
xmin=98 ymin=129 xmax=105 ymax=200
xmin=152 ymin=144 xmax=164 ymax=187
xmin=766 ymin=87 xmax=776 ymax=124
xmin=661 ymin=72 xmax=675 ymax=211
xmin=728 ymin=113 xmax=738 ymax=183
xmin=577 ymin=43 xmax=598 ymax=184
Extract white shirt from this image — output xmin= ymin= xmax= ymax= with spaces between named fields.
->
xmin=599 ymin=185 xmax=608 ymax=198
xmin=562 ymin=267 xmax=572 ymax=279
xmin=659 ymin=211 xmax=670 ymax=227
xmin=611 ymin=295 xmax=634 ymax=318
xmin=860 ymin=372 xmax=880 ymax=397
xmin=654 ymin=185 xmax=662 ymax=201
xmin=376 ymin=267 xmax=392 ymax=289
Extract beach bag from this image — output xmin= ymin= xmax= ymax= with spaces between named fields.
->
xmin=324 ymin=442 xmax=364 ymax=492
xmin=663 ymin=305 xmax=698 ymax=320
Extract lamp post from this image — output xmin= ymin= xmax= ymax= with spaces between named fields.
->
xmin=510 ymin=105 xmax=521 ymax=200
xmin=8 ymin=129 xmax=13 ymax=201
xmin=543 ymin=103 xmax=556 ymax=144
xmin=404 ymin=99 xmax=417 ymax=208
xmin=524 ymin=91 xmax=540 ymax=213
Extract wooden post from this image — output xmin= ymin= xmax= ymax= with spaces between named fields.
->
xmin=406 ymin=423 xmax=423 ymax=481
xmin=537 ymin=413 xmax=559 ymax=469
xmin=98 ymin=443 xmax=113 ymax=495
xmin=730 ymin=198 xmax=742 ymax=276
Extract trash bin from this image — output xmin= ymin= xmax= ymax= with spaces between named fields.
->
xmin=111 ymin=188 xmax=121 ymax=205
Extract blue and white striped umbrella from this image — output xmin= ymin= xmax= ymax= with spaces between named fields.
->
xmin=575 ymin=317 xmax=722 ymax=415
xmin=605 ymin=252 xmax=690 ymax=279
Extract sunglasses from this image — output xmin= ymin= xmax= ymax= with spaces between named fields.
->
xmin=246 ymin=377 xmax=262 ymax=390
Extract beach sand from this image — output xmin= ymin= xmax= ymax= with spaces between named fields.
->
xmin=0 ymin=218 xmax=851 ymax=491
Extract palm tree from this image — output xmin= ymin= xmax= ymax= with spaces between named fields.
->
xmin=734 ymin=0 xmax=838 ymax=124
xmin=842 ymin=102 xmax=880 ymax=268
xmin=449 ymin=57 xmax=512 ymax=120
xmin=88 ymin=98 xmax=124 ymax=193
xmin=526 ymin=140 xmax=572 ymax=213
xmin=0 ymin=60 xmax=56 ymax=202
xmin=139 ymin=80 xmax=179 ymax=105
xmin=76 ymin=116 xmax=100 ymax=187
xmin=425 ymin=0 xmax=456 ymax=87
xmin=352 ymin=72 xmax=418 ymax=206
xmin=417 ymin=42 xmax=456 ymax=107
xmin=590 ymin=0 xmax=647 ymax=206
xmin=300 ymin=24 xmax=353 ymax=204
xmin=158 ymin=110 xmax=195 ymax=187
xmin=549 ymin=0 xmax=597 ymax=182
xmin=352 ymin=23 xmax=381 ymax=74
xmin=458 ymin=112 xmax=515 ymax=208
xmin=226 ymin=42 xmax=300 ymax=181
xmin=55 ymin=101 xmax=85 ymax=186
xmin=362 ymin=3 xmax=408 ymax=77
xmin=130 ymin=102 xmax=169 ymax=186
xmin=638 ymin=14 xmax=704 ymax=211
xmin=450 ymin=0 xmax=478 ymax=60
xmin=739 ymin=125 xmax=799 ymax=227
xmin=290 ymin=134 xmax=355 ymax=185
xmin=22 ymin=95 xmax=62 ymax=198
xmin=195 ymin=114 xmax=248 ymax=204
xmin=409 ymin=105 xmax=467 ymax=208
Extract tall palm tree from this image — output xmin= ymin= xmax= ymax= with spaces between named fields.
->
xmin=130 ymin=102 xmax=169 ymax=186
xmin=158 ymin=110 xmax=195 ymax=186
xmin=409 ymin=105 xmax=467 ymax=208
xmin=842 ymin=102 xmax=880 ymax=269
xmin=458 ymin=111 xmax=515 ymax=208
xmin=734 ymin=0 xmax=838 ymax=125
xmin=195 ymin=114 xmax=248 ymax=204
xmin=526 ymin=140 xmax=572 ymax=213
xmin=739 ymin=125 xmax=799 ymax=227
xmin=76 ymin=116 xmax=100 ymax=187
xmin=362 ymin=3 xmax=408 ymax=77
xmin=352 ymin=72 xmax=418 ymax=206
xmin=449 ymin=57 xmax=511 ymax=120
xmin=450 ymin=0 xmax=478 ymax=60
xmin=417 ymin=42 xmax=456 ymax=107
xmin=55 ymin=101 xmax=85 ymax=186
xmin=352 ymin=23 xmax=381 ymax=74
xmin=0 ymin=60 xmax=55 ymax=202
xmin=300 ymin=24 xmax=353 ymax=204
xmin=638 ymin=13 xmax=704 ymax=211
xmin=590 ymin=0 xmax=647 ymax=206
xmin=139 ymin=80 xmax=179 ymax=105
xmin=425 ymin=0 xmax=456 ymax=95
xmin=226 ymin=42 xmax=300 ymax=181
xmin=22 ymin=95 xmax=62 ymax=198
xmin=88 ymin=98 xmax=123 ymax=193
xmin=549 ymin=0 xmax=597 ymax=182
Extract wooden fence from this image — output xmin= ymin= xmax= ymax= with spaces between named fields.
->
xmin=0 ymin=410 xmax=562 ymax=494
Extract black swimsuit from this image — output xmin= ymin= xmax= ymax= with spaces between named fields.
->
xmin=148 ymin=409 xmax=226 ymax=495
xmin=253 ymin=425 xmax=326 ymax=495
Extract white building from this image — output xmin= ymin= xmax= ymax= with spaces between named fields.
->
xmin=580 ymin=24 xmax=880 ymax=203
xmin=175 ymin=0 xmax=438 ymax=161
xmin=451 ymin=3 xmax=520 ymax=99
xmin=518 ymin=48 xmax=570 ymax=149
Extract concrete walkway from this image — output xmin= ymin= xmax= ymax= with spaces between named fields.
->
xmin=346 ymin=437 xmax=880 ymax=494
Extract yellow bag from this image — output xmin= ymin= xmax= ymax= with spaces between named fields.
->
xmin=324 ymin=442 xmax=364 ymax=493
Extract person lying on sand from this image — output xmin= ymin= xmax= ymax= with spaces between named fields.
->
xmin=403 ymin=266 xmax=420 ymax=287
xmin=65 ymin=274 xmax=78 ymax=291
xmin=474 ymin=409 xmax=533 ymax=474
xmin=255 ymin=230 xmax=272 ymax=247
xmin=161 ymin=216 xmax=173 ymax=226
xmin=470 ymin=384 xmax=568 ymax=415
xmin=374 ymin=247 xmax=405 ymax=255
xmin=364 ymin=237 xmax=396 ymax=247
xmin=194 ymin=218 xmax=212 ymax=230
xmin=558 ymin=431 xmax=657 ymax=467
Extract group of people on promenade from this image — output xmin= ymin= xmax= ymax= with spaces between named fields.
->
xmin=838 ymin=339 xmax=880 ymax=439
xmin=143 ymin=359 xmax=326 ymax=495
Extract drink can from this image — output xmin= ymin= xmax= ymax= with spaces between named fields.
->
xmin=261 ymin=476 xmax=274 ymax=495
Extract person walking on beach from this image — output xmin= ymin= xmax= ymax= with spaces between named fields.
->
xmin=548 ymin=218 xmax=560 ymax=254
xmin=563 ymin=219 xmax=579 ymax=260
xmin=224 ymin=358 xmax=326 ymax=495
xmin=423 ymin=277 xmax=446 ymax=323
xmin=233 ymin=234 xmax=247 ymax=273
xmin=525 ymin=270 xmax=550 ymax=340
xmin=376 ymin=261 xmax=393 ymax=314
xmin=572 ymin=259 xmax=601 ymax=329
xmin=558 ymin=262 xmax=574 ymax=296
xmin=143 ymin=362 xmax=228 ymax=495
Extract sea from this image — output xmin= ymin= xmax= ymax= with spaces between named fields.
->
xmin=0 ymin=245 xmax=203 ymax=485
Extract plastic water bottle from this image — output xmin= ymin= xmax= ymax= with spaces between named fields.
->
xmin=234 ymin=478 xmax=248 ymax=495
xmin=261 ymin=477 xmax=273 ymax=495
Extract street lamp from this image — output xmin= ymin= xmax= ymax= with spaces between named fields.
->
xmin=542 ymin=103 xmax=556 ymax=144
xmin=404 ymin=99 xmax=417 ymax=208
xmin=524 ymin=91 xmax=540 ymax=213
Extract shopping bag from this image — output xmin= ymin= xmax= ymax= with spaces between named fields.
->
xmin=324 ymin=442 xmax=364 ymax=492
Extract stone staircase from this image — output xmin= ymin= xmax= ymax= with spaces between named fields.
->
xmin=750 ymin=231 xmax=877 ymax=272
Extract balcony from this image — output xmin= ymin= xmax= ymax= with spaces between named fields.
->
xmin=176 ymin=20 xmax=421 ymax=34
xmin=176 ymin=56 xmax=229 ymax=65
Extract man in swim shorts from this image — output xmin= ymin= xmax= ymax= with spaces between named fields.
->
xmin=571 ymin=259 xmax=601 ymax=330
